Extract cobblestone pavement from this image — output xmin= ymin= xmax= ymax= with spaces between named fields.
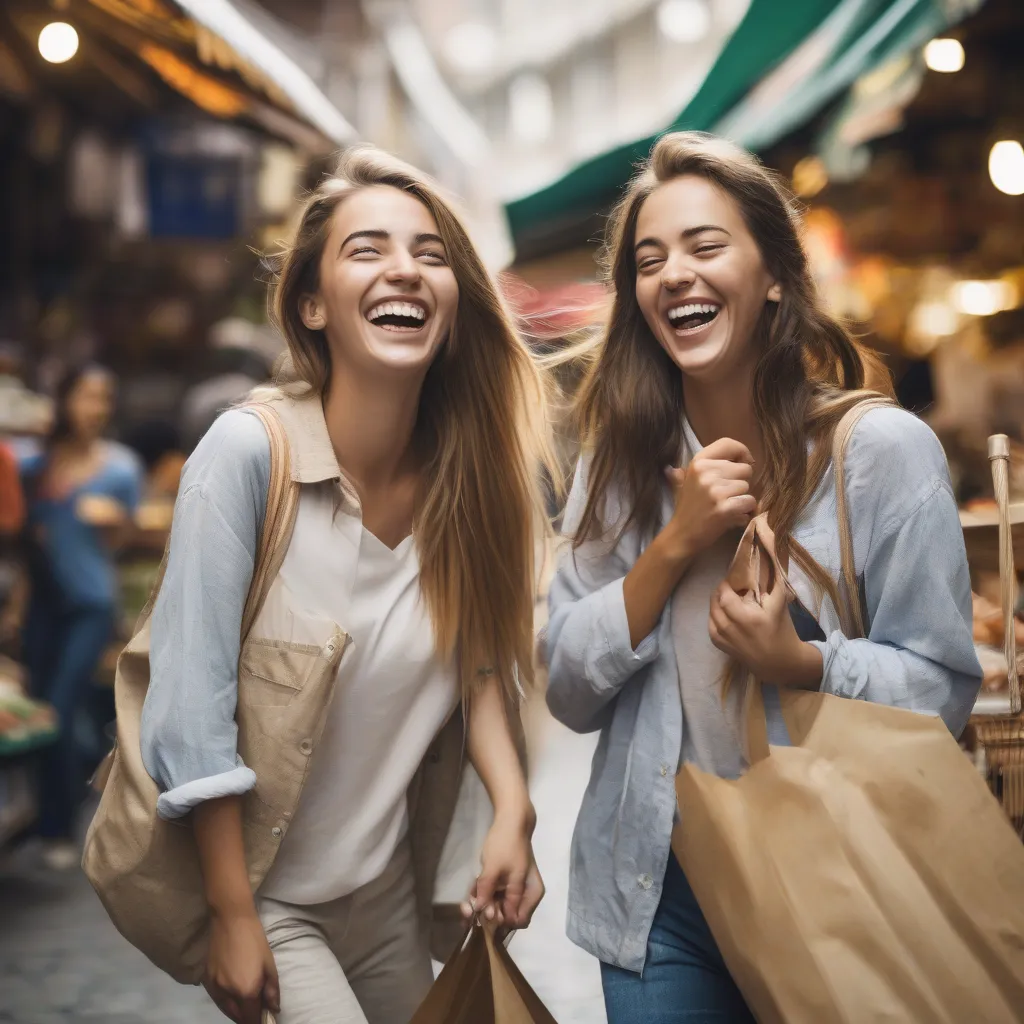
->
xmin=0 ymin=708 xmax=606 ymax=1024
xmin=0 ymin=838 xmax=220 ymax=1024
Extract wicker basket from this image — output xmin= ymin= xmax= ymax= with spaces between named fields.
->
xmin=968 ymin=435 xmax=1024 ymax=839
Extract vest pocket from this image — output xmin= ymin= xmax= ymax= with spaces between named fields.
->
xmin=239 ymin=633 xmax=343 ymax=707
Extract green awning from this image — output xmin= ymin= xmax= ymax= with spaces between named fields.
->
xmin=505 ymin=0 xmax=976 ymax=251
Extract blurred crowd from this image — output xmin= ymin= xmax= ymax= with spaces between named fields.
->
xmin=0 ymin=327 xmax=279 ymax=869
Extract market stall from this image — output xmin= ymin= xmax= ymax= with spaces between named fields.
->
xmin=0 ymin=381 xmax=56 ymax=850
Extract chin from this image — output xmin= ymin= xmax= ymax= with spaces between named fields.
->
xmin=661 ymin=329 xmax=730 ymax=379
xmin=357 ymin=323 xmax=443 ymax=373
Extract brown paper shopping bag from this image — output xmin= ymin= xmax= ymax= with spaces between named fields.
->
xmin=410 ymin=923 xmax=559 ymax=1024
xmin=674 ymin=506 xmax=1024 ymax=1023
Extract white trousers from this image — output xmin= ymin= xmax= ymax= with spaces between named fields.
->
xmin=258 ymin=841 xmax=433 ymax=1024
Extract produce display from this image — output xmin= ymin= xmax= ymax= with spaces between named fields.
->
xmin=0 ymin=656 xmax=57 ymax=756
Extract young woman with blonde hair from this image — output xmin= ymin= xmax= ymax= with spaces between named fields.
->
xmin=546 ymin=132 xmax=981 ymax=1021
xmin=140 ymin=147 xmax=549 ymax=1024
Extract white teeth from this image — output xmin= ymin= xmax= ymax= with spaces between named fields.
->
xmin=667 ymin=303 xmax=721 ymax=322
xmin=366 ymin=301 xmax=428 ymax=323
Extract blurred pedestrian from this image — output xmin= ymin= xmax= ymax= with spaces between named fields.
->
xmin=20 ymin=364 xmax=141 ymax=870
xmin=137 ymin=148 xmax=551 ymax=1024
xmin=545 ymin=132 xmax=980 ymax=1023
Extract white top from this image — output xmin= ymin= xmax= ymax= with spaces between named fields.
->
xmin=670 ymin=421 xmax=747 ymax=778
xmin=669 ymin=419 xmax=818 ymax=779
xmin=259 ymin=482 xmax=459 ymax=905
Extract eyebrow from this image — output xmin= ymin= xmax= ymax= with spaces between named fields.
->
xmin=634 ymin=224 xmax=732 ymax=252
xmin=339 ymin=229 xmax=446 ymax=254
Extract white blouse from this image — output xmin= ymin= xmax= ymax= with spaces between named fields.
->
xmin=259 ymin=482 xmax=459 ymax=906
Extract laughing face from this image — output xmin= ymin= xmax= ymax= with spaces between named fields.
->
xmin=633 ymin=174 xmax=780 ymax=384
xmin=301 ymin=185 xmax=459 ymax=377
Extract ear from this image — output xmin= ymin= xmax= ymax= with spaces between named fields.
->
xmin=767 ymin=282 xmax=782 ymax=303
xmin=299 ymin=294 xmax=326 ymax=331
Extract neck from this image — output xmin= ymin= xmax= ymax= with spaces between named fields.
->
xmin=321 ymin=365 xmax=424 ymax=490
xmin=53 ymin=435 xmax=98 ymax=457
xmin=682 ymin=361 xmax=763 ymax=468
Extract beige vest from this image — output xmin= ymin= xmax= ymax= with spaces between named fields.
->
xmin=83 ymin=393 xmax=504 ymax=983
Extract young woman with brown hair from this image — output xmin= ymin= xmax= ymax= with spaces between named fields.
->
xmin=140 ymin=147 xmax=549 ymax=1024
xmin=546 ymin=132 xmax=981 ymax=1021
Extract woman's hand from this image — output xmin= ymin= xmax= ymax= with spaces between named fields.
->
xmin=462 ymin=806 xmax=545 ymax=931
xmin=709 ymin=576 xmax=823 ymax=689
xmin=661 ymin=438 xmax=757 ymax=562
xmin=624 ymin=438 xmax=758 ymax=648
xmin=204 ymin=907 xmax=280 ymax=1024
xmin=75 ymin=493 xmax=128 ymax=528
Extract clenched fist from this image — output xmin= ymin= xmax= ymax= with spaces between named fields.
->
xmin=661 ymin=437 xmax=757 ymax=561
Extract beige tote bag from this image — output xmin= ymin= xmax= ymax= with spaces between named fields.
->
xmin=83 ymin=404 xmax=300 ymax=984
xmin=673 ymin=401 xmax=1024 ymax=1023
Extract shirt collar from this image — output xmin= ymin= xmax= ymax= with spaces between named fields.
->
xmin=262 ymin=390 xmax=362 ymax=511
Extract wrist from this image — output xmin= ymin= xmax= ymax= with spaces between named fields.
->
xmin=206 ymin=889 xmax=257 ymax=923
xmin=655 ymin=523 xmax=694 ymax=571
xmin=780 ymin=640 xmax=823 ymax=689
xmin=492 ymin=795 xmax=536 ymax=836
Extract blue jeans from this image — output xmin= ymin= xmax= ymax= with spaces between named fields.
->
xmin=601 ymin=853 xmax=755 ymax=1023
xmin=24 ymin=600 xmax=114 ymax=839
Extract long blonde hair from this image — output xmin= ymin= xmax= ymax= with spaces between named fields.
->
xmin=572 ymin=131 xmax=892 ymax=613
xmin=268 ymin=146 xmax=554 ymax=701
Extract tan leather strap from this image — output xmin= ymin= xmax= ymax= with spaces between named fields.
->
xmin=240 ymin=403 xmax=300 ymax=641
xmin=831 ymin=398 xmax=895 ymax=640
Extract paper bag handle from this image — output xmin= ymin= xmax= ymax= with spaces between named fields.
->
xmin=989 ymin=434 xmax=1021 ymax=714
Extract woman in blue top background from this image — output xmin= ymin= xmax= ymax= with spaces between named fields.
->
xmin=21 ymin=364 xmax=141 ymax=870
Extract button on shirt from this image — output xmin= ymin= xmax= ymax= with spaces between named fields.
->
xmin=545 ymin=407 xmax=982 ymax=972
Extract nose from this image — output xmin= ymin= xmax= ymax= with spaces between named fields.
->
xmin=661 ymin=252 xmax=695 ymax=292
xmin=384 ymin=247 xmax=421 ymax=285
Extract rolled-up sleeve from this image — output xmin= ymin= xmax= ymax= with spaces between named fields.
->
xmin=546 ymin=460 xmax=659 ymax=734
xmin=140 ymin=410 xmax=270 ymax=819
xmin=810 ymin=412 xmax=982 ymax=737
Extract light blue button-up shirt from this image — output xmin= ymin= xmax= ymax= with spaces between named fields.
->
xmin=545 ymin=406 xmax=982 ymax=973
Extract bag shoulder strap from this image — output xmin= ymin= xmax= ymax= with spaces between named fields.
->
xmin=239 ymin=403 xmax=300 ymax=641
xmin=132 ymin=403 xmax=299 ymax=646
xmin=831 ymin=397 xmax=895 ymax=639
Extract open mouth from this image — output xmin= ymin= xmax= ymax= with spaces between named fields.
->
xmin=366 ymin=300 xmax=429 ymax=333
xmin=666 ymin=302 xmax=721 ymax=334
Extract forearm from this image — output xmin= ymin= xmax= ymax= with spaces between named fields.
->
xmin=623 ymin=528 xmax=691 ymax=649
xmin=466 ymin=678 xmax=533 ymax=828
xmin=193 ymin=796 xmax=255 ymax=919
xmin=771 ymin=640 xmax=823 ymax=689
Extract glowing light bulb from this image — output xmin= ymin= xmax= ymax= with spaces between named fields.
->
xmin=38 ymin=22 xmax=79 ymax=64
xmin=657 ymin=0 xmax=712 ymax=44
xmin=792 ymin=156 xmax=828 ymax=198
xmin=950 ymin=280 xmax=1018 ymax=317
xmin=989 ymin=141 xmax=1024 ymax=196
xmin=923 ymin=38 xmax=964 ymax=73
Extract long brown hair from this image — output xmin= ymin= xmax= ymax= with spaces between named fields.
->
xmin=267 ymin=146 xmax=554 ymax=701
xmin=573 ymin=131 xmax=891 ymax=612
